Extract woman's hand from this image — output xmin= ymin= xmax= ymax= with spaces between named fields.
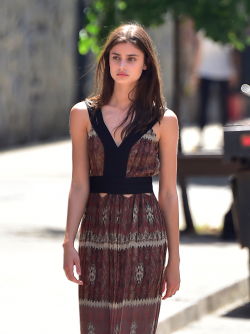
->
xmin=63 ymin=243 xmax=83 ymax=285
xmin=161 ymin=262 xmax=180 ymax=300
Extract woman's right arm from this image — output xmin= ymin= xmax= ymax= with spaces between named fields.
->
xmin=62 ymin=102 xmax=90 ymax=285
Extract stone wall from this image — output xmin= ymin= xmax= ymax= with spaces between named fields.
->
xmin=0 ymin=0 xmax=77 ymax=148
xmin=148 ymin=14 xmax=174 ymax=108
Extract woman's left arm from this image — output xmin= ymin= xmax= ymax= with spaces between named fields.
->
xmin=158 ymin=109 xmax=180 ymax=299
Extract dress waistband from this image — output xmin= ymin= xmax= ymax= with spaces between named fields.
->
xmin=89 ymin=176 xmax=153 ymax=194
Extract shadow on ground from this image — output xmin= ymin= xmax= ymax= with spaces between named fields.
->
xmin=9 ymin=227 xmax=65 ymax=239
xmin=180 ymin=232 xmax=237 ymax=246
xmin=187 ymin=176 xmax=231 ymax=186
xmin=222 ymin=302 xmax=250 ymax=319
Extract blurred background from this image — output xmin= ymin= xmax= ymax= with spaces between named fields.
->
xmin=1 ymin=1 xmax=250 ymax=333
xmin=1 ymin=0 xmax=250 ymax=150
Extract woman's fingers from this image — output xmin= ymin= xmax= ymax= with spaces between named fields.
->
xmin=64 ymin=265 xmax=83 ymax=285
xmin=75 ymin=255 xmax=82 ymax=275
xmin=164 ymin=288 xmax=175 ymax=299
xmin=161 ymin=264 xmax=180 ymax=299
xmin=162 ymin=281 xmax=179 ymax=299
xmin=63 ymin=247 xmax=83 ymax=285
xmin=162 ymin=289 xmax=176 ymax=299
xmin=161 ymin=280 xmax=167 ymax=293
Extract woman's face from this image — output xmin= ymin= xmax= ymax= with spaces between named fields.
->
xmin=109 ymin=42 xmax=147 ymax=86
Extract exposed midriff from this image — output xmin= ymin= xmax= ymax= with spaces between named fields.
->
xmin=97 ymin=192 xmax=152 ymax=198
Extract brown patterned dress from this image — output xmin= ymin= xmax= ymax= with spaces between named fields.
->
xmin=78 ymin=105 xmax=168 ymax=334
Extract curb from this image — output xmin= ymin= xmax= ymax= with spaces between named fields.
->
xmin=157 ymin=277 xmax=249 ymax=334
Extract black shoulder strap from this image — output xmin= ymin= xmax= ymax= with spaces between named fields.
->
xmin=85 ymin=100 xmax=92 ymax=120
xmin=85 ymin=101 xmax=101 ymax=132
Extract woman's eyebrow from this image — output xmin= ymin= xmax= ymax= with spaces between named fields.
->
xmin=111 ymin=52 xmax=139 ymax=57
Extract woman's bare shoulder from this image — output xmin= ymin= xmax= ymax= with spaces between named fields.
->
xmin=159 ymin=108 xmax=179 ymax=132
xmin=162 ymin=108 xmax=178 ymax=119
xmin=69 ymin=101 xmax=90 ymax=133
xmin=70 ymin=100 xmax=88 ymax=114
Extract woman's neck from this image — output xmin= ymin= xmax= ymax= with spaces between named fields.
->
xmin=109 ymin=83 xmax=136 ymax=111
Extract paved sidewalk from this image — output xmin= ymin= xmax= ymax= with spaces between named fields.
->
xmin=173 ymin=299 xmax=250 ymax=334
xmin=0 ymin=139 xmax=249 ymax=334
xmin=157 ymin=234 xmax=249 ymax=334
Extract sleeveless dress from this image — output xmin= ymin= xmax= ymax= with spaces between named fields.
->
xmin=78 ymin=105 xmax=168 ymax=334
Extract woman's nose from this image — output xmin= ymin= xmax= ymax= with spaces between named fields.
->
xmin=119 ymin=59 xmax=126 ymax=69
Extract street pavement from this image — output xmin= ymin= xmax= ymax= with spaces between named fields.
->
xmin=173 ymin=300 xmax=250 ymax=334
xmin=0 ymin=128 xmax=249 ymax=333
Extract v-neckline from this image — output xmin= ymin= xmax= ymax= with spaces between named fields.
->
xmin=98 ymin=108 xmax=130 ymax=150
xmin=95 ymin=107 xmax=158 ymax=152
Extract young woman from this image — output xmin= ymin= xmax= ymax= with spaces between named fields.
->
xmin=63 ymin=22 xmax=180 ymax=334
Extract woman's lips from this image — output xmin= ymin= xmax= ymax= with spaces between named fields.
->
xmin=117 ymin=73 xmax=128 ymax=76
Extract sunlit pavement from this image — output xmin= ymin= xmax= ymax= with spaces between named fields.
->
xmin=181 ymin=123 xmax=224 ymax=153
xmin=173 ymin=300 xmax=250 ymax=334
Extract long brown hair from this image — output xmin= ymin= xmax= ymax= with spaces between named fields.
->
xmin=86 ymin=22 xmax=166 ymax=138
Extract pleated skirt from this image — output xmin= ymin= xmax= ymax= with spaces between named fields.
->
xmin=78 ymin=192 xmax=168 ymax=334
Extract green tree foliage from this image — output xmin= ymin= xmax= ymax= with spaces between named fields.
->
xmin=78 ymin=0 xmax=169 ymax=55
xmin=78 ymin=0 xmax=250 ymax=55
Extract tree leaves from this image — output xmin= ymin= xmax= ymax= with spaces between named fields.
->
xmin=78 ymin=0 xmax=250 ymax=55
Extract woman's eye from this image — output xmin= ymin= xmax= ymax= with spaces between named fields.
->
xmin=111 ymin=56 xmax=136 ymax=62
